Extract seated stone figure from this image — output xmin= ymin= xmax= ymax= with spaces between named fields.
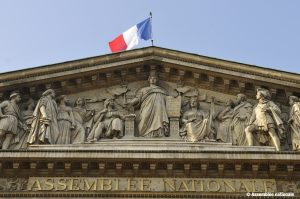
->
xmin=179 ymin=97 xmax=209 ymax=142
xmin=245 ymin=88 xmax=285 ymax=151
xmin=88 ymin=98 xmax=125 ymax=141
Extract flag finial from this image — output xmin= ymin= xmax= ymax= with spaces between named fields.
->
xmin=150 ymin=12 xmax=153 ymax=46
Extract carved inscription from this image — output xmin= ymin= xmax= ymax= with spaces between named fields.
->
xmin=27 ymin=177 xmax=276 ymax=193
xmin=166 ymin=96 xmax=181 ymax=117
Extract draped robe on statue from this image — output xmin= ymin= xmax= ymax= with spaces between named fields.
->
xmin=217 ymin=107 xmax=233 ymax=143
xmin=231 ymin=102 xmax=252 ymax=146
xmin=180 ymin=109 xmax=209 ymax=142
xmin=289 ymin=102 xmax=300 ymax=150
xmin=136 ymin=85 xmax=169 ymax=137
xmin=27 ymin=96 xmax=60 ymax=144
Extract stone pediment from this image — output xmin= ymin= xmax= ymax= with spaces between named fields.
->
xmin=0 ymin=47 xmax=300 ymax=198
xmin=0 ymin=46 xmax=299 ymax=150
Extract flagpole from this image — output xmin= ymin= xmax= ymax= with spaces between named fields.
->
xmin=150 ymin=12 xmax=154 ymax=46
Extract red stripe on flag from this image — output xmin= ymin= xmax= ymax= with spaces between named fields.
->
xmin=109 ymin=34 xmax=127 ymax=52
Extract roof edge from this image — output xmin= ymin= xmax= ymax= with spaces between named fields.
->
xmin=0 ymin=46 xmax=299 ymax=83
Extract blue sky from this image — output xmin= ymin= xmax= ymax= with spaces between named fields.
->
xmin=0 ymin=0 xmax=299 ymax=73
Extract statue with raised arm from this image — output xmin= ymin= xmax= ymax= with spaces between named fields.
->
xmin=126 ymin=72 xmax=169 ymax=137
xmin=288 ymin=96 xmax=300 ymax=151
xmin=231 ymin=94 xmax=253 ymax=146
xmin=27 ymin=89 xmax=60 ymax=145
xmin=0 ymin=92 xmax=26 ymax=149
xmin=88 ymin=98 xmax=124 ymax=141
xmin=245 ymin=88 xmax=285 ymax=151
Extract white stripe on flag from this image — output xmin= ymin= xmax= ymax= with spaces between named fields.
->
xmin=123 ymin=25 xmax=139 ymax=50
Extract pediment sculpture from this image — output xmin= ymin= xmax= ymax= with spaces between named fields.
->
xmin=0 ymin=73 xmax=297 ymax=152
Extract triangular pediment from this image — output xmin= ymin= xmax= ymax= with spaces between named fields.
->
xmin=0 ymin=47 xmax=300 ymax=198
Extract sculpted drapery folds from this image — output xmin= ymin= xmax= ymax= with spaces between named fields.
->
xmin=231 ymin=94 xmax=253 ymax=146
xmin=56 ymin=95 xmax=85 ymax=144
xmin=27 ymin=89 xmax=60 ymax=145
xmin=288 ymin=96 xmax=300 ymax=151
xmin=0 ymin=92 xmax=26 ymax=149
xmin=88 ymin=98 xmax=124 ymax=141
xmin=10 ymin=98 xmax=35 ymax=149
xmin=127 ymin=73 xmax=169 ymax=137
xmin=0 ymin=80 xmax=291 ymax=152
xmin=72 ymin=97 xmax=95 ymax=137
xmin=22 ymin=99 xmax=35 ymax=131
xmin=245 ymin=88 xmax=285 ymax=151
xmin=180 ymin=97 xmax=209 ymax=142
xmin=216 ymin=99 xmax=234 ymax=143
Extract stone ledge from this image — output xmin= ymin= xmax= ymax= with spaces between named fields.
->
xmin=27 ymin=139 xmax=276 ymax=152
xmin=0 ymin=140 xmax=299 ymax=162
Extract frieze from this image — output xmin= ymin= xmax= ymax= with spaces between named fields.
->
xmin=0 ymin=177 xmax=297 ymax=195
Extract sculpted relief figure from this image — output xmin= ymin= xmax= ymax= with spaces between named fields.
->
xmin=27 ymin=89 xmax=60 ymax=145
xmin=88 ymin=98 xmax=124 ymax=141
xmin=22 ymin=99 xmax=35 ymax=131
xmin=179 ymin=97 xmax=210 ymax=142
xmin=288 ymin=96 xmax=300 ymax=151
xmin=0 ymin=92 xmax=26 ymax=149
xmin=57 ymin=95 xmax=85 ymax=144
xmin=231 ymin=94 xmax=253 ymax=146
xmin=72 ymin=97 xmax=95 ymax=137
xmin=10 ymin=98 xmax=36 ymax=149
xmin=216 ymin=99 xmax=234 ymax=143
xmin=126 ymin=73 xmax=169 ymax=137
xmin=245 ymin=88 xmax=285 ymax=151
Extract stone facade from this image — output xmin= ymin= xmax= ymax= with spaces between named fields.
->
xmin=0 ymin=46 xmax=299 ymax=198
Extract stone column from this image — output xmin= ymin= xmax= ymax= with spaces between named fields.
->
xmin=124 ymin=115 xmax=135 ymax=139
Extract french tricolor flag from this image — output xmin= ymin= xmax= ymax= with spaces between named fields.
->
xmin=109 ymin=18 xmax=152 ymax=53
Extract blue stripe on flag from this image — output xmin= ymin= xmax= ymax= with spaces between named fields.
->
xmin=137 ymin=18 xmax=152 ymax=41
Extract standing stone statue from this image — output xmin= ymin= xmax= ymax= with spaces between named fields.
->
xmin=57 ymin=95 xmax=85 ymax=144
xmin=288 ymin=96 xmax=300 ymax=151
xmin=27 ymin=89 xmax=60 ymax=145
xmin=72 ymin=97 xmax=95 ymax=138
xmin=57 ymin=95 xmax=76 ymax=144
xmin=179 ymin=97 xmax=209 ymax=142
xmin=216 ymin=99 xmax=234 ymax=143
xmin=231 ymin=94 xmax=253 ymax=146
xmin=0 ymin=92 xmax=26 ymax=149
xmin=245 ymin=88 xmax=284 ymax=151
xmin=88 ymin=98 xmax=124 ymax=141
xmin=22 ymin=98 xmax=36 ymax=131
xmin=126 ymin=72 xmax=169 ymax=137
xmin=10 ymin=98 xmax=35 ymax=149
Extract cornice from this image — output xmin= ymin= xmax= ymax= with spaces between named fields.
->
xmin=0 ymin=46 xmax=299 ymax=85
